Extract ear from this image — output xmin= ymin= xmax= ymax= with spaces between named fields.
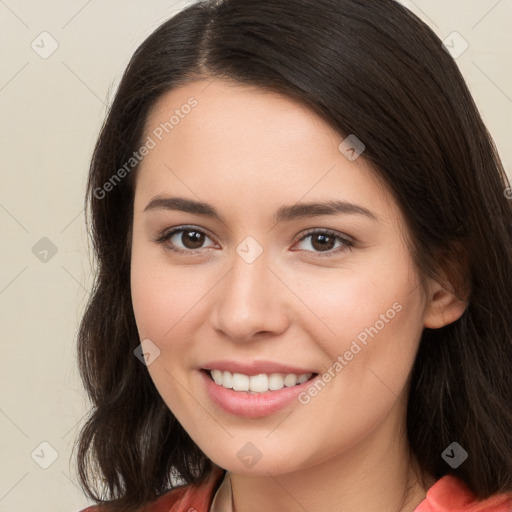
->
xmin=423 ymin=277 xmax=468 ymax=329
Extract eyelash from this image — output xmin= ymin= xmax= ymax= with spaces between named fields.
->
xmin=152 ymin=225 xmax=355 ymax=258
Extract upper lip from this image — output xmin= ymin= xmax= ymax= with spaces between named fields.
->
xmin=201 ymin=360 xmax=318 ymax=376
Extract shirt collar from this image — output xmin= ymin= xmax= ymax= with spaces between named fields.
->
xmin=210 ymin=470 xmax=233 ymax=511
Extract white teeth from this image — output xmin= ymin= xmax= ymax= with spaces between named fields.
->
xmin=232 ymin=373 xmax=249 ymax=391
xmin=268 ymin=373 xmax=284 ymax=390
xmin=284 ymin=374 xmax=297 ymax=387
xmin=222 ymin=371 xmax=233 ymax=389
xmin=211 ymin=369 xmax=223 ymax=385
xmin=208 ymin=370 xmax=314 ymax=393
xmin=297 ymin=373 xmax=309 ymax=384
xmin=249 ymin=373 xmax=268 ymax=393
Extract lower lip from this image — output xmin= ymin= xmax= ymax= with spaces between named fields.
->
xmin=200 ymin=370 xmax=319 ymax=418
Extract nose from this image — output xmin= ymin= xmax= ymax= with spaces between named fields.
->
xmin=211 ymin=246 xmax=291 ymax=342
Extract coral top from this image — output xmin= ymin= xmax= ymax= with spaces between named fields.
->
xmin=80 ymin=466 xmax=512 ymax=512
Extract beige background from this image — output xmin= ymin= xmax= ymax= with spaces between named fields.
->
xmin=0 ymin=1 xmax=510 ymax=510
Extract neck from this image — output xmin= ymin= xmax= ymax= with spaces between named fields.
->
xmin=229 ymin=397 xmax=435 ymax=512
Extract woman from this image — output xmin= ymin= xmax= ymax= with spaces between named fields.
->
xmin=75 ymin=0 xmax=512 ymax=511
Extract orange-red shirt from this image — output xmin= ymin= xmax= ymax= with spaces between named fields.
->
xmin=80 ymin=466 xmax=512 ymax=512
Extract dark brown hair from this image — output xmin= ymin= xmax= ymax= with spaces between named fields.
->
xmin=75 ymin=0 xmax=512 ymax=509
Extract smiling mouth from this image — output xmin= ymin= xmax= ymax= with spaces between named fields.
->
xmin=201 ymin=369 xmax=318 ymax=394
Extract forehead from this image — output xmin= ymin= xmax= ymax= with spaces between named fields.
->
xmin=135 ymin=78 xmax=395 ymax=221
xmin=144 ymin=78 xmax=341 ymax=154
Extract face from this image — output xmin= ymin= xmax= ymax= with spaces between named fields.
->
xmin=130 ymin=78 xmax=432 ymax=475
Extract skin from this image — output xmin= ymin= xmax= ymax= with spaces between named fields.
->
xmin=130 ymin=78 xmax=467 ymax=512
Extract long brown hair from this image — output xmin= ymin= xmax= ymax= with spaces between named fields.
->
xmin=75 ymin=0 xmax=512 ymax=509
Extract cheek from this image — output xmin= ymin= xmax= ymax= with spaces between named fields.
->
xmin=296 ymin=253 xmax=425 ymax=394
xmin=130 ymin=237 xmax=208 ymax=339
xmin=129 ymin=251 xmax=208 ymax=414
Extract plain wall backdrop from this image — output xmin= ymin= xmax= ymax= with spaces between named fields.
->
xmin=0 ymin=0 xmax=511 ymax=510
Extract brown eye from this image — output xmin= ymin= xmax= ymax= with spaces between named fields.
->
xmin=310 ymin=233 xmax=336 ymax=251
xmin=294 ymin=229 xmax=354 ymax=256
xmin=177 ymin=229 xmax=206 ymax=250
xmin=155 ymin=226 xmax=216 ymax=254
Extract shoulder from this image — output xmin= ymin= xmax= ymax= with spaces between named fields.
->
xmin=414 ymin=475 xmax=512 ymax=512
xmin=77 ymin=466 xmax=226 ymax=512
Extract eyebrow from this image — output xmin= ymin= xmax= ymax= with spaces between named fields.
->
xmin=143 ymin=196 xmax=379 ymax=223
